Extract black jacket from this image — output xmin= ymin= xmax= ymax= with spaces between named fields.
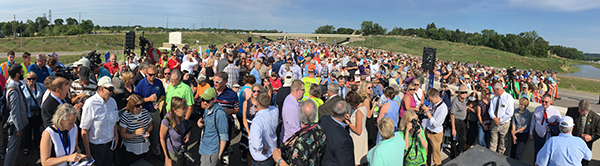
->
xmin=318 ymin=95 xmax=344 ymax=119
xmin=567 ymin=107 xmax=600 ymax=149
xmin=319 ymin=115 xmax=354 ymax=166
xmin=41 ymin=95 xmax=71 ymax=128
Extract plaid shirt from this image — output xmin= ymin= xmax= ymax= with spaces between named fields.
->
xmin=223 ymin=64 xmax=239 ymax=88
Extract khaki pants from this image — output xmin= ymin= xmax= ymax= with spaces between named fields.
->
xmin=489 ymin=122 xmax=510 ymax=154
xmin=426 ymin=130 xmax=443 ymax=166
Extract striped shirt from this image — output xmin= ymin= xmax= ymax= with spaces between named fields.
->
xmin=216 ymin=87 xmax=239 ymax=110
xmin=119 ymin=109 xmax=152 ymax=144
xmin=70 ymin=79 xmax=97 ymax=98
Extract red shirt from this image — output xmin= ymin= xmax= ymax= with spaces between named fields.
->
xmin=269 ymin=77 xmax=282 ymax=92
xmin=103 ymin=62 xmax=119 ymax=75
xmin=167 ymin=58 xmax=180 ymax=70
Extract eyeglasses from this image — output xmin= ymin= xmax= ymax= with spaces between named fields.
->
xmin=201 ymin=98 xmax=214 ymax=103
xmin=147 ymin=73 xmax=157 ymax=77
xmin=459 ymin=92 xmax=468 ymax=94
xmin=214 ymin=80 xmax=223 ymax=84
xmin=106 ymin=87 xmax=115 ymax=92
xmin=253 ymin=90 xmax=261 ymax=93
xmin=367 ymin=87 xmax=372 ymax=90
xmin=409 ymin=88 xmax=416 ymax=91
xmin=135 ymin=104 xmax=143 ymax=108
xmin=541 ymin=100 xmax=550 ymax=104
xmin=27 ymin=77 xmax=36 ymax=81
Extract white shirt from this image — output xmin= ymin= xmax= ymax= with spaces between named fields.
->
xmin=424 ymin=100 xmax=448 ymax=134
xmin=530 ymin=105 xmax=562 ymax=138
xmin=80 ymin=94 xmax=119 ymax=145
xmin=180 ymin=58 xmax=198 ymax=73
xmin=488 ymin=92 xmax=515 ymax=125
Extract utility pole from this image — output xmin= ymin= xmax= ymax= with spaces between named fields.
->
xmin=78 ymin=13 xmax=81 ymax=37
xmin=192 ymin=23 xmax=195 ymax=30
xmin=49 ymin=9 xmax=52 ymax=34
xmin=13 ymin=15 xmax=16 ymax=39
xmin=166 ymin=14 xmax=169 ymax=33
xmin=218 ymin=19 xmax=221 ymax=33
xmin=202 ymin=23 xmax=204 ymax=29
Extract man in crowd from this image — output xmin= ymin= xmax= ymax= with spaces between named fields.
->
xmin=250 ymin=59 xmax=263 ymax=85
xmin=301 ymin=64 xmax=319 ymax=100
xmin=133 ymin=62 xmax=149 ymax=86
xmin=488 ymin=83 xmax=514 ymax=155
xmin=146 ymin=42 xmax=162 ymax=64
xmin=103 ymin=54 xmax=119 ymax=75
xmin=0 ymin=51 xmax=16 ymax=79
xmin=28 ymin=54 xmax=53 ymax=83
xmin=81 ymin=76 xmax=119 ymax=166
xmin=4 ymin=65 xmax=28 ymax=166
xmin=320 ymin=101 xmax=355 ymax=166
xmin=197 ymin=87 xmax=229 ymax=166
xmin=223 ymin=56 xmax=239 ymax=88
xmin=530 ymin=94 xmax=562 ymax=158
xmin=213 ymin=71 xmax=239 ymax=161
xmin=449 ymin=86 xmax=469 ymax=159
xmin=165 ymin=69 xmax=195 ymax=120
xmin=70 ymin=66 xmax=97 ymax=97
xmin=421 ymin=88 xmax=448 ymax=166
xmin=249 ymin=92 xmax=279 ymax=165
xmin=567 ymin=99 xmax=600 ymax=166
xmin=318 ymin=83 xmax=342 ymax=119
xmin=281 ymin=80 xmax=304 ymax=144
xmin=41 ymin=77 xmax=72 ymax=128
xmin=134 ymin=64 xmax=165 ymax=157
xmin=337 ymin=74 xmax=348 ymax=99
xmin=20 ymin=52 xmax=32 ymax=77
xmin=536 ymin=116 xmax=592 ymax=166
xmin=161 ymin=67 xmax=171 ymax=92
xmin=112 ymin=60 xmax=128 ymax=78
xmin=279 ymin=57 xmax=302 ymax=81
xmin=217 ymin=53 xmax=229 ymax=72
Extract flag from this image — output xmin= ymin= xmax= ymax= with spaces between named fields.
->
xmin=104 ymin=51 xmax=110 ymax=63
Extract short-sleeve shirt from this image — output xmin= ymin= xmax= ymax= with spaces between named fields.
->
xmin=119 ymin=109 xmax=152 ymax=144
xmin=450 ymin=97 xmax=467 ymax=121
xmin=165 ymin=82 xmax=195 ymax=112
xmin=161 ymin=114 xmax=186 ymax=154
xmin=135 ymin=78 xmax=165 ymax=111
xmin=215 ymin=87 xmax=239 ymax=110
xmin=80 ymin=94 xmax=119 ymax=145
xmin=512 ymin=108 xmax=531 ymax=134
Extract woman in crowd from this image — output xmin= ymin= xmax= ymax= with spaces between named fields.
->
xmin=40 ymin=104 xmax=84 ymax=166
xmin=346 ymin=91 xmax=368 ymax=166
xmin=238 ymin=75 xmax=255 ymax=114
xmin=308 ymin=84 xmax=324 ymax=120
xmin=477 ymin=88 xmax=492 ymax=147
xmin=465 ymin=92 xmax=479 ymax=150
xmin=268 ymin=72 xmax=282 ymax=93
xmin=377 ymin=87 xmax=400 ymax=143
xmin=122 ymin=71 xmax=135 ymax=95
xmin=358 ymin=81 xmax=377 ymax=147
xmin=204 ymin=58 xmax=215 ymax=87
xmin=400 ymin=83 xmax=419 ymax=119
xmin=22 ymin=71 xmax=46 ymax=155
xmin=167 ymin=51 xmax=181 ymax=70
xmin=264 ymin=80 xmax=277 ymax=106
xmin=241 ymin=84 xmax=262 ymax=164
xmin=119 ymin=94 xmax=152 ymax=166
xmin=399 ymin=110 xmax=427 ymax=166
xmin=160 ymin=97 xmax=189 ymax=166
xmin=367 ymin=117 xmax=405 ymax=165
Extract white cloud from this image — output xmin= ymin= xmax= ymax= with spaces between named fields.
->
xmin=508 ymin=0 xmax=600 ymax=11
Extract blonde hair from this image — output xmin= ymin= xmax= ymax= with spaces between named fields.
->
xmin=206 ymin=58 xmax=215 ymax=68
xmin=357 ymin=81 xmax=371 ymax=99
xmin=378 ymin=117 xmax=395 ymax=140
xmin=51 ymin=104 xmax=78 ymax=130
xmin=519 ymin=97 xmax=529 ymax=107
xmin=399 ymin=109 xmax=417 ymax=131
xmin=122 ymin=71 xmax=134 ymax=85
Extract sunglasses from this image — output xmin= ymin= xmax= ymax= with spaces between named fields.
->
xmin=201 ymin=98 xmax=214 ymax=103
xmin=106 ymin=87 xmax=115 ymax=92
xmin=27 ymin=77 xmax=37 ymax=81
xmin=253 ymin=90 xmax=261 ymax=93
xmin=459 ymin=92 xmax=468 ymax=94
xmin=367 ymin=87 xmax=372 ymax=90
xmin=147 ymin=73 xmax=157 ymax=77
xmin=541 ymin=101 xmax=550 ymax=104
xmin=164 ymin=72 xmax=171 ymax=75
xmin=135 ymin=104 xmax=143 ymax=108
xmin=409 ymin=88 xmax=417 ymax=91
xmin=214 ymin=80 xmax=223 ymax=84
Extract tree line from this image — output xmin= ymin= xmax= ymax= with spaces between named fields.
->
xmin=315 ymin=21 xmax=592 ymax=59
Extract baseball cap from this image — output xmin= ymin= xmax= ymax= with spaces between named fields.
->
xmin=197 ymin=75 xmax=207 ymax=83
xmin=112 ymin=77 xmax=125 ymax=94
xmin=233 ymin=84 xmax=240 ymax=88
xmin=97 ymin=76 xmax=114 ymax=88
xmin=201 ymin=87 xmax=217 ymax=100
xmin=522 ymin=83 xmax=529 ymax=89
xmin=307 ymin=64 xmax=316 ymax=71
xmin=560 ymin=116 xmax=574 ymax=127
xmin=78 ymin=58 xmax=91 ymax=68
xmin=78 ymin=67 xmax=91 ymax=82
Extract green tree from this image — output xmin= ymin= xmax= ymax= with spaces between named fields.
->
xmin=336 ymin=27 xmax=354 ymax=34
xmin=80 ymin=19 xmax=94 ymax=33
xmin=66 ymin=17 xmax=78 ymax=25
xmin=54 ymin=18 xmax=64 ymax=26
xmin=315 ymin=25 xmax=335 ymax=34
xmin=35 ymin=17 xmax=50 ymax=29
xmin=426 ymin=22 xmax=437 ymax=30
xmin=372 ymin=23 xmax=387 ymax=35
xmin=361 ymin=21 xmax=374 ymax=35
xmin=66 ymin=25 xmax=78 ymax=35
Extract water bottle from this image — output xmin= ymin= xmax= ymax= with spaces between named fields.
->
xmin=453 ymin=135 xmax=456 ymax=141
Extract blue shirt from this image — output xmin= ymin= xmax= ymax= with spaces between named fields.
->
xmin=536 ymin=133 xmax=592 ymax=166
xmin=249 ymin=106 xmax=279 ymax=161
xmin=378 ymin=99 xmax=400 ymax=143
xmin=134 ymin=78 xmax=165 ymax=111
xmin=215 ymin=87 xmax=239 ymax=110
xmin=250 ymin=68 xmax=261 ymax=85
xmin=372 ymin=84 xmax=384 ymax=98
xmin=272 ymin=60 xmax=284 ymax=77
xmin=198 ymin=104 xmax=229 ymax=155
xmin=28 ymin=63 xmax=53 ymax=83
xmin=21 ymin=82 xmax=46 ymax=117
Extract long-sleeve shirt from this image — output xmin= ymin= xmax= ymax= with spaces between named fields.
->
xmin=530 ymin=105 xmax=562 ymax=138
xmin=425 ymin=100 xmax=448 ymax=134
xmin=536 ymin=133 xmax=592 ymax=166
xmin=6 ymin=80 xmax=28 ymax=131
xmin=279 ymin=64 xmax=303 ymax=81
xmin=488 ymin=92 xmax=515 ymax=125
xmin=281 ymin=94 xmax=301 ymax=143
xmin=249 ymin=107 xmax=279 ymax=161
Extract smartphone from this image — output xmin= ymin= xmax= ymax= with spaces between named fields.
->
xmin=111 ymin=140 xmax=115 ymax=149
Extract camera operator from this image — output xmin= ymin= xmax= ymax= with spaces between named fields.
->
xmin=147 ymin=42 xmax=162 ymax=64
xmin=420 ymin=88 xmax=448 ymax=166
xmin=70 ymin=66 xmax=97 ymax=98
xmin=399 ymin=110 xmax=428 ymax=165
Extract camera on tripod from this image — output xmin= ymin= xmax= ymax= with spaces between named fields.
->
xmin=86 ymin=50 xmax=102 ymax=65
xmin=55 ymin=66 xmax=75 ymax=81
xmin=506 ymin=66 xmax=517 ymax=80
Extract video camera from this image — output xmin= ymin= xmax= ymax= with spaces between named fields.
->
xmin=139 ymin=32 xmax=149 ymax=57
xmin=55 ymin=66 xmax=75 ymax=81
xmin=506 ymin=66 xmax=517 ymax=80
xmin=86 ymin=50 xmax=102 ymax=65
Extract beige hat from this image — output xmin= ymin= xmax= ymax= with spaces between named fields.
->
xmin=457 ymin=85 xmax=469 ymax=93
xmin=97 ymin=76 xmax=114 ymax=88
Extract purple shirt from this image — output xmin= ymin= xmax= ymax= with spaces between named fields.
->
xmin=280 ymin=94 xmax=300 ymax=144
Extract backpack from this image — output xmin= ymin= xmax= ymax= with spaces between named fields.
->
xmin=0 ymin=87 xmax=14 ymax=121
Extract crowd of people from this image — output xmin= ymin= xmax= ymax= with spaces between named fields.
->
xmin=0 ymin=38 xmax=597 ymax=166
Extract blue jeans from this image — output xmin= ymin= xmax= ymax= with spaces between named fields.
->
xmin=477 ymin=124 xmax=491 ymax=147
xmin=252 ymin=157 xmax=275 ymax=166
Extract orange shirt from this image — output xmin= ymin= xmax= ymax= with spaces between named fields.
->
xmin=195 ymin=83 xmax=211 ymax=99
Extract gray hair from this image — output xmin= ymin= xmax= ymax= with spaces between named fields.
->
xmin=332 ymin=101 xmax=351 ymax=119
xmin=299 ymin=99 xmax=318 ymax=125
xmin=171 ymin=69 xmax=182 ymax=81
xmin=390 ymin=71 xmax=398 ymax=78
xmin=51 ymin=104 xmax=78 ymax=130
xmin=37 ymin=54 xmax=46 ymax=61
xmin=140 ymin=62 xmax=150 ymax=70
xmin=579 ymin=100 xmax=590 ymax=112
xmin=327 ymin=83 xmax=339 ymax=94
xmin=493 ymin=83 xmax=503 ymax=90
xmin=559 ymin=122 xmax=572 ymax=133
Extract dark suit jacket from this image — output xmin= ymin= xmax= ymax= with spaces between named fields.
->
xmin=41 ymin=95 xmax=71 ymax=128
xmin=318 ymin=95 xmax=344 ymax=119
xmin=319 ymin=115 xmax=354 ymax=166
xmin=567 ymin=107 xmax=600 ymax=149
xmin=132 ymin=72 xmax=145 ymax=86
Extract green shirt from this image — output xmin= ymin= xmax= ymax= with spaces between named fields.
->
xmin=367 ymin=132 xmax=405 ymax=166
xmin=165 ymin=82 xmax=195 ymax=112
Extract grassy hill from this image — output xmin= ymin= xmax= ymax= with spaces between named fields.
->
xmin=347 ymin=36 xmax=600 ymax=73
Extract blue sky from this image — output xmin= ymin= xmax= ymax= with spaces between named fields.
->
xmin=1 ymin=0 xmax=599 ymax=53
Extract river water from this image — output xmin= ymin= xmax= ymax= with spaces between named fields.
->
xmin=565 ymin=65 xmax=600 ymax=79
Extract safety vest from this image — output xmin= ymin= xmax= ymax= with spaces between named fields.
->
xmin=21 ymin=63 xmax=29 ymax=77
xmin=0 ymin=61 xmax=13 ymax=79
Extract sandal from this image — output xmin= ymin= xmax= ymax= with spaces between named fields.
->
xmin=23 ymin=149 xmax=29 ymax=155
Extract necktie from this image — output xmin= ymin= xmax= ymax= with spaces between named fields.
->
xmin=542 ymin=109 xmax=557 ymax=125
xmin=494 ymin=96 xmax=500 ymax=117
xmin=580 ymin=114 xmax=586 ymax=134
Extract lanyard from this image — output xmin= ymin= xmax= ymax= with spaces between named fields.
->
xmin=56 ymin=127 xmax=71 ymax=155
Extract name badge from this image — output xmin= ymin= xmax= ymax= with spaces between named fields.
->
xmin=132 ymin=120 xmax=138 ymax=124
xmin=515 ymin=113 xmax=520 ymax=116
xmin=501 ymin=104 xmax=505 ymax=108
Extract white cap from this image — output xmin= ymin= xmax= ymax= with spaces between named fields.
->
xmin=560 ymin=116 xmax=574 ymax=127
xmin=78 ymin=58 xmax=90 ymax=68
xmin=97 ymin=76 xmax=114 ymax=88
xmin=283 ymin=72 xmax=294 ymax=87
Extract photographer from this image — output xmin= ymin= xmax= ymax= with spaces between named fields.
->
xmin=399 ymin=110 xmax=428 ymax=165
xmin=421 ymin=88 xmax=448 ymax=166
xmin=160 ymin=97 xmax=190 ymax=166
